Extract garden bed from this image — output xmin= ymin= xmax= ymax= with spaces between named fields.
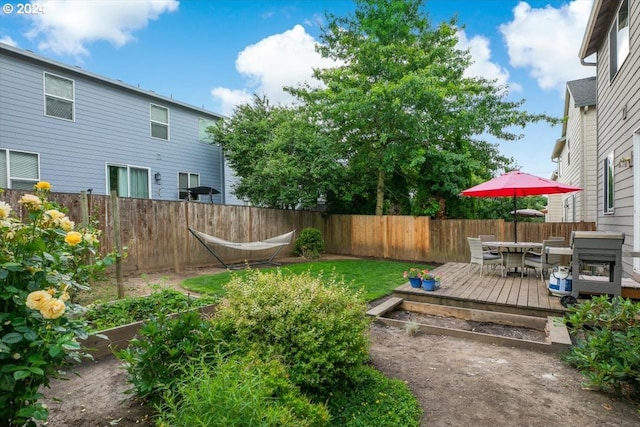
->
xmin=79 ymin=290 xmax=217 ymax=359
xmin=368 ymin=298 xmax=572 ymax=353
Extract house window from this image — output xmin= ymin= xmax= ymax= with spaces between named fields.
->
xmin=44 ymin=72 xmax=74 ymax=120
xmin=603 ymin=152 xmax=615 ymax=214
xmin=609 ymin=0 xmax=629 ymax=81
xmin=150 ymin=104 xmax=169 ymax=140
xmin=0 ymin=149 xmax=40 ymax=190
xmin=178 ymin=172 xmax=200 ymax=200
xmin=107 ymin=165 xmax=150 ymax=198
xmin=199 ymin=118 xmax=216 ymax=142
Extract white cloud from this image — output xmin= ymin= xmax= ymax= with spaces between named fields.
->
xmin=24 ymin=0 xmax=178 ymax=57
xmin=500 ymin=0 xmax=595 ymax=92
xmin=210 ymin=87 xmax=253 ymax=116
xmin=211 ymin=24 xmax=338 ymax=112
xmin=456 ymin=29 xmax=519 ymax=92
xmin=0 ymin=35 xmax=18 ymax=47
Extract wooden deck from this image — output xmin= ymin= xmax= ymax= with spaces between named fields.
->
xmin=392 ymin=262 xmax=568 ymax=318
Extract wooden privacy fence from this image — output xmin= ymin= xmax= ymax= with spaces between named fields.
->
xmin=1 ymin=190 xmax=595 ymax=273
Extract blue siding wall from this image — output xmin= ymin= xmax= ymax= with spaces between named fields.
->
xmin=0 ymin=45 xmax=225 ymax=202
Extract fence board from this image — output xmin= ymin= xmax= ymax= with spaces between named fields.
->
xmin=1 ymin=190 xmax=596 ymax=273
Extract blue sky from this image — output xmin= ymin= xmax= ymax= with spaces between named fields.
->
xmin=0 ymin=0 xmax=596 ymax=180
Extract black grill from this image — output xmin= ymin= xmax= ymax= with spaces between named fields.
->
xmin=570 ymin=231 xmax=625 ymax=297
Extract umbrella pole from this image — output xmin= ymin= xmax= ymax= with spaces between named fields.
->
xmin=513 ymin=194 xmax=517 ymax=243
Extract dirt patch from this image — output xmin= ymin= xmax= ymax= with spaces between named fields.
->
xmin=39 ymin=258 xmax=640 ymax=427
xmin=386 ymin=309 xmax=548 ymax=342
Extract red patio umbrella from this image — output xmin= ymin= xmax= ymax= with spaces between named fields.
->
xmin=461 ymin=171 xmax=581 ymax=242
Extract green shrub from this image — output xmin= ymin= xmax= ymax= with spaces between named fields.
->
xmin=156 ymin=355 xmax=330 ymax=427
xmin=294 ymin=227 xmax=325 ymax=258
xmin=216 ymin=269 xmax=370 ymax=396
xmin=563 ymin=296 xmax=640 ymax=401
xmin=116 ymin=311 xmax=232 ymax=402
xmin=327 ymin=366 xmax=423 ymax=427
xmin=83 ymin=288 xmax=217 ymax=332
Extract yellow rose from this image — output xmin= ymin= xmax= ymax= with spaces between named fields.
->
xmin=64 ymin=231 xmax=83 ymax=246
xmin=47 ymin=287 xmax=56 ymax=295
xmin=45 ymin=209 xmax=65 ymax=220
xmin=26 ymin=290 xmax=52 ymax=310
xmin=83 ymin=232 xmax=98 ymax=244
xmin=18 ymin=194 xmax=42 ymax=211
xmin=60 ymin=291 xmax=70 ymax=302
xmin=35 ymin=181 xmax=52 ymax=191
xmin=40 ymin=298 xmax=66 ymax=320
xmin=0 ymin=201 xmax=12 ymax=219
xmin=59 ymin=217 xmax=75 ymax=231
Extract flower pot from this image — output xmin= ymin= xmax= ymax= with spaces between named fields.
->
xmin=422 ymin=279 xmax=438 ymax=291
xmin=408 ymin=277 xmax=422 ymax=288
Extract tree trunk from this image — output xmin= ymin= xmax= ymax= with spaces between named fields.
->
xmin=375 ymin=169 xmax=385 ymax=215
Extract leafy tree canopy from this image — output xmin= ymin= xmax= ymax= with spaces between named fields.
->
xmin=211 ymin=0 xmax=559 ymax=217
xmin=288 ymin=0 xmax=558 ymax=216
xmin=208 ymin=96 xmax=347 ymax=209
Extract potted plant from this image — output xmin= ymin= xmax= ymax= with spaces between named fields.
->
xmin=404 ymin=268 xmax=425 ymax=288
xmin=420 ymin=269 xmax=441 ymax=291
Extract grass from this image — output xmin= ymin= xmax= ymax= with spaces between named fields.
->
xmin=181 ymin=259 xmax=437 ymax=302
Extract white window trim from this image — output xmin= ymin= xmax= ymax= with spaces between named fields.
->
xmin=609 ymin=0 xmax=629 ymax=81
xmin=603 ymin=151 xmax=615 ymax=214
xmin=150 ymin=103 xmax=170 ymax=141
xmin=105 ymin=163 xmax=152 ymax=199
xmin=178 ymin=171 xmax=201 ymax=200
xmin=43 ymin=71 xmax=75 ymax=121
xmin=1 ymin=149 xmax=41 ymax=189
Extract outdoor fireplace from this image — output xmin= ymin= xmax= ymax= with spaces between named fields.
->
xmin=570 ymin=231 xmax=625 ymax=297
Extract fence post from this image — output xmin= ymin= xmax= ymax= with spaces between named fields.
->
xmin=110 ymin=191 xmax=124 ymax=299
xmin=170 ymin=205 xmax=180 ymax=274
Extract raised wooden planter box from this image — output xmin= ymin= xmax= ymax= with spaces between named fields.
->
xmin=80 ymin=303 xmax=217 ymax=359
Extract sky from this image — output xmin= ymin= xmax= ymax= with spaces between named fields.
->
xmin=0 ymin=0 xmax=596 ymax=180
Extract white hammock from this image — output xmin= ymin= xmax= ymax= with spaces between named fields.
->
xmin=189 ymin=228 xmax=295 ymax=268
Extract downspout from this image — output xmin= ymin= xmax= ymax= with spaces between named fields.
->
xmin=580 ymin=106 xmax=587 ymax=221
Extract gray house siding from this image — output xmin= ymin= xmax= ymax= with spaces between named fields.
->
xmin=581 ymin=0 xmax=640 ymax=279
xmin=0 ymin=43 xmax=226 ymax=202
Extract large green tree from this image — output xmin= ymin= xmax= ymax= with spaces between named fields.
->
xmin=288 ymin=0 xmax=555 ymax=216
xmin=208 ymin=95 xmax=346 ymax=209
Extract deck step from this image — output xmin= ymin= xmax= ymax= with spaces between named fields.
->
xmin=367 ymin=297 xmax=403 ymax=317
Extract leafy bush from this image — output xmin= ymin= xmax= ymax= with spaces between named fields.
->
xmin=0 ymin=183 xmax=113 ymax=426
xmin=156 ymin=355 xmax=330 ymax=427
xmin=327 ymin=366 xmax=423 ymax=427
xmin=563 ymin=296 xmax=640 ymax=401
xmin=116 ymin=311 xmax=232 ymax=402
xmin=294 ymin=227 xmax=325 ymax=258
xmin=215 ymin=269 xmax=370 ymax=396
xmin=83 ymin=288 xmax=217 ymax=331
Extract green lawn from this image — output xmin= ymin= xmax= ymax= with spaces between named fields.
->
xmin=181 ymin=259 xmax=437 ymax=302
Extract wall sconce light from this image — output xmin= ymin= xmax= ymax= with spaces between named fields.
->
xmin=617 ymin=154 xmax=633 ymax=169
xmin=154 ymin=172 xmax=162 ymax=183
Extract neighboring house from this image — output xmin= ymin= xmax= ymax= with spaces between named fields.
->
xmin=579 ymin=0 xmax=640 ymax=279
xmin=0 ymin=43 xmax=231 ymax=203
xmin=548 ymin=77 xmax=598 ymax=224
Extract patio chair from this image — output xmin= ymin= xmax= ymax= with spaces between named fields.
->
xmin=478 ymin=234 xmax=498 ymax=254
xmin=467 ymin=237 xmax=503 ymax=276
xmin=524 ymin=239 xmax=565 ymax=282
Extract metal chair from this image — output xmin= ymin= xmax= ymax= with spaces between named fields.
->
xmin=467 ymin=237 xmax=503 ymax=276
xmin=524 ymin=239 xmax=565 ymax=282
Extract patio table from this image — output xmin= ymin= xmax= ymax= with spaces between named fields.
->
xmin=483 ymin=241 xmax=543 ymax=277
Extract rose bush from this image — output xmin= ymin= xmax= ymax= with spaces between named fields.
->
xmin=0 ymin=183 xmax=114 ymax=426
